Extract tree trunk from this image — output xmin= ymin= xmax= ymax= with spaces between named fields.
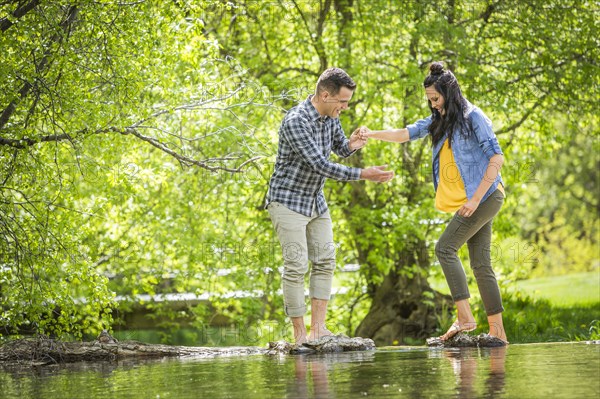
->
xmin=354 ymin=246 xmax=452 ymax=346
xmin=354 ymin=267 xmax=451 ymax=345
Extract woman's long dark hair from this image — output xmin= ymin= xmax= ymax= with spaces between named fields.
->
xmin=424 ymin=62 xmax=469 ymax=147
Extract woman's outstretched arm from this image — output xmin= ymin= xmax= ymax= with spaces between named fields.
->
xmin=361 ymin=128 xmax=410 ymax=143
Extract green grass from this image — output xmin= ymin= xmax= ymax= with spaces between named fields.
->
xmin=502 ymin=271 xmax=600 ymax=343
xmin=430 ymin=271 xmax=600 ymax=307
xmin=492 ymin=292 xmax=599 ymax=343
xmin=510 ymin=271 xmax=600 ymax=306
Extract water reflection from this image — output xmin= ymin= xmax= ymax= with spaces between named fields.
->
xmin=434 ymin=346 xmax=507 ymax=398
xmin=287 ymin=348 xmax=507 ymax=398
xmin=1 ymin=343 xmax=597 ymax=399
xmin=289 ymin=351 xmax=376 ymax=399
xmin=290 ymin=356 xmax=329 ymax=398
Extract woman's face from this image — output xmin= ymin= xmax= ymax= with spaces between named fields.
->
xmin=425 ymin=85 xmax=445 ymax=115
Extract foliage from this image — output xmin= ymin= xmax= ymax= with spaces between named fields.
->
xmin=0 ymin=1 xmax=273 ymax=339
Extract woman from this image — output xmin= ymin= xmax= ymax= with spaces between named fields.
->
xmin=362 ymin=62 xmax=508 ymax=343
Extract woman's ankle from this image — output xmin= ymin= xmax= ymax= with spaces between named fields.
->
xmin=488 ymin=315 xmax=507 ymax=342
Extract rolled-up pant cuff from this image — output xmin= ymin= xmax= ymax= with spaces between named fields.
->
xmin=309 ymin=282 xmax=332 ymax=300
xmin=285 ymin=303 xmax=307 ymax=318
xmin=485 ymin=306 xmax=504 ymax=316
xmin=452 ymin=293 xmax=471 ymax=302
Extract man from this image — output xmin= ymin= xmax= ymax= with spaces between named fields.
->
xmin=266 ymin=67 xmax=394 ymax=344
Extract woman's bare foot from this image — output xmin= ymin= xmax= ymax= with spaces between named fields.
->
xmin=488 ymin=328 xmax=508 ymax=345
xmin=440 ymin=299 xmax=477 ymax=341
xmin=488 ymin=313 xmax=509 ymax=344
xmin=440 ymin=320 xmax=477 ymax=341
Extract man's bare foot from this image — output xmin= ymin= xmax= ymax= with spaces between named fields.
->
xmin=291 ymin=316 xmax=308 ymax=345
xmin=307 ymin=327 xmax=334 ymax=342
xmin=440 ymin=320 xmax=477 ymax=341
xmin=294 ymin=330 xmax=308 ymax=345
xmin=295 ymin=336 xmax=307 ymax=345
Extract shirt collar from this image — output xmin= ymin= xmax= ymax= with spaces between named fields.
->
xmin=305 ymin=95 xmax=329 ymax=123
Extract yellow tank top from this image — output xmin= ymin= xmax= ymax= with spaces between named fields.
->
xmin=435 ymin=139 xmax=505 ymax=212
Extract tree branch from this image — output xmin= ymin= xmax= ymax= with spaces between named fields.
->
xmin=0 ymin=121 xmax=262 ymax=172
xmin=455 ymin=0 xmax=502 ymax=27
xmin=124 ymin=127 xmax=262 ymax=173
xmin=0 ymin=5 xmax=78 ymax=130
xmin=290 ymin=0 xmax=329 ymax=72
xmin=496 ymin=93 xmax=547 ymax=138
xmin=0 ymin=0 xmax=40 ymax=32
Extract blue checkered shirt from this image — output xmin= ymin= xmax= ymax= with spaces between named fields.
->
xmin=266 ymin=95 xmax=362 ymax=217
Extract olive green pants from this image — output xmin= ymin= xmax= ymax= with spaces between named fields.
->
xmin=268 ymin=201 xmax=336 ymax=317
xmin=435 ymin=189 xmax=505 ymax=315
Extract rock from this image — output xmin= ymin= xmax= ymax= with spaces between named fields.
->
xmin=426 ymin=333 xmax=507 ymax=348
xmin=303 ymin=335 xmax=376 ymax=353
xmin=97 ymin=330 xmax=118 ymax=344
xmin=267 ymin=335 xmax=376 ymax=355
xmin=266 ymin=340 xmax=296 ymax=355
xmin=266 ymin=340 xmax=318 ymax=355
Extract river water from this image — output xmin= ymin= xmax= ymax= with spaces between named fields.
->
xmin=1 ymin=342 xmax=598 ymax=398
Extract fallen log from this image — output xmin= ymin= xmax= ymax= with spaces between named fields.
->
xmin=0 ymin=334 xmax=376 ymax=366
xmin=0 ymin=338 xmax=267 ymax=366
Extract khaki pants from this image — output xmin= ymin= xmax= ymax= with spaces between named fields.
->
xmin=268 ymin=202 xmax=336 ymax=317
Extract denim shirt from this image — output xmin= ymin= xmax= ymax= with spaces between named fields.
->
xmin=406 ymin=102 xmax=504 ymax=203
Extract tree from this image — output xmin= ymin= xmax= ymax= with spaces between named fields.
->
xmin=0 ymin=1 xmax=264 ymax=338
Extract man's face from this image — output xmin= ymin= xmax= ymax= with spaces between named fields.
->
xmin=321 ymin=86 xmax=353 ymax=118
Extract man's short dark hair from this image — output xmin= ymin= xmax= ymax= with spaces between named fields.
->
xmin=316 ymin=67 xmax=356 ymax=95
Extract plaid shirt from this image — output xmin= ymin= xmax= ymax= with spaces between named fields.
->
xmin=266 ymin=95 xmax=362 ymax=217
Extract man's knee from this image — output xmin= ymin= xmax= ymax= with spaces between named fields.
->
xmin=283 ymin=263 xmax=309 ymax=282
xmin=310 ymin=241 xmax=336 ymax=266
xmin=313 ymin=260 xmax=336 ymax=276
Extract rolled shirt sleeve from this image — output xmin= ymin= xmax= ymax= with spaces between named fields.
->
xmin=469 ymin=108 xmax=503 ymax=159
xmin=407 ymin=116 xmax=433 ymax=141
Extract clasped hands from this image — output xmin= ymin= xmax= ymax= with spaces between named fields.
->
xmin=349 ymin=126 xmax=394 ymax=183
xmin=350 ymin=126 xmax=379 ymax=149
